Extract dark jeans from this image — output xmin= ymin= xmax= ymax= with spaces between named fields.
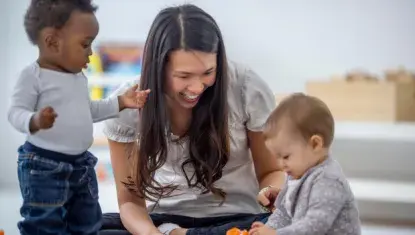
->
xmin=100 ymin=212 xmax=270 ymax=235
xmin=17 ymin=142 xmax=102 ymax=235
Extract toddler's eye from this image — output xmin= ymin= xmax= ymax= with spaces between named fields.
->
xmin=283 ymin=155 xmax=289 ymax=160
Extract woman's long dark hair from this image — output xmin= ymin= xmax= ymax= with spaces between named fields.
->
xmin=123 ymin=4 xmax=230 ymax=203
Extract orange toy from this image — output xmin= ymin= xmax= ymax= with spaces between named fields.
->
xmin=0 ymin=229 xmax=4 ymax=235
xmin=226 ymin=227 xmax=249 ymax=235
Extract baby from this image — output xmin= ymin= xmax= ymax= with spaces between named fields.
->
xmin=7 ymin=0 xmax=148 ymax=234
xmin=249 ymin=93 xmax=361 ymax=235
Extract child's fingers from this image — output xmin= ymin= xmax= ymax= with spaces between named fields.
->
xmin=138 ymin=89 xmax=151 ymax=97
xmin=248 ymin=228 xmax=259 ymax=235
xmin=137 ymin=102 xmax=145 ymax=108
xmin=131 ymin=84 xmax=139 ymax=91
xmin=137 ymin=91 xmax=150 ymax=102
xmin=43 ymin=107 xmax=58 ymax=118
xmin=42 ymin=106 xmax=54 ymax=114
xmin=251 ymin=222 xmax=264 ymax=229
xmin=257 ymin=193 xmax=271 ymax=208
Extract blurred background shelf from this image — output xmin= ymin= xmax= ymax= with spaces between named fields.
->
xmin=87 ymin=75 xmax=137 ymax=86
xmin=334 ymin=122 xmax=415 ymax=141
xmin=92 ymin=121 xmax=415 ymax=147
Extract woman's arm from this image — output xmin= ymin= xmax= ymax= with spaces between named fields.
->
xmin=108 ymin=139 xmax=161 ymax=235
xmin=248 ymin=130 xmax=285 ymax=189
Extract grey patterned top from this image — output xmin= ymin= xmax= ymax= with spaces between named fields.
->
xmin=266 ymin=157 xmax=361 ymax=235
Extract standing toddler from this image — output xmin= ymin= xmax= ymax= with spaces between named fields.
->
xmin=8 ymin=0 xmax=148 ymax=234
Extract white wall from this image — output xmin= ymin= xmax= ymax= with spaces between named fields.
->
xmin=94 ymin=0 xmax=415 ymax=93
xmin=0 ymin=0 xmax=22 ymax=187
xmin=1 ymin=0 xmax=415 ymax=186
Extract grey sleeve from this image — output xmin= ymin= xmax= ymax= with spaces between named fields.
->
xmin=276 ymin=178 xmax=347 ymax=235
xmin=7 ymin=69 xmax=39 ymax=134
xmin=89 ymin=96 xmax=120 ymax=123
xmin=102 ymin=81 xmax=140 ymax=143
xmin=242 ymin=67 xmax=276 ymax=132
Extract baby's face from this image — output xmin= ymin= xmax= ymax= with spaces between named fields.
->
xmin=265 ymin=127 xmax=323 ymax=179
xmin=56 ymin=10 xmax=99 ymax=73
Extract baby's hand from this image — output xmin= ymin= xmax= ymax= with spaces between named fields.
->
xmin=31 ymin=106 xmax=58 ymax=133
xmin=119 ymin=84 xmax=150 ymax=110
xmin=257 ymin=186 xmax=279 ymax=212
xmin=249 ymin=222 xmax=275 ymax=235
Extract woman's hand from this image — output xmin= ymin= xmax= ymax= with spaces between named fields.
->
xmin=257 ymin=186 xmax=279 ymax=212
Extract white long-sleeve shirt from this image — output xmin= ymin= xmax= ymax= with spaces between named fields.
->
xmin=8 ymin=62 xmax=119 ymax=155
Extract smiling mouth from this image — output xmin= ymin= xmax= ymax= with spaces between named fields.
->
xmin=180 ymin=93 xmax=200 ymax=102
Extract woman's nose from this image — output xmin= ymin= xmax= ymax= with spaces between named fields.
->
xmin=187 ymin=80 xmax=204 ymax=94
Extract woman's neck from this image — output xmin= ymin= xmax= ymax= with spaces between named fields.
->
xmin=166 ymin=97 xmax=192 ymax=137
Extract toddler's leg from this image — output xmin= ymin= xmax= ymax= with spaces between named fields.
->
xmin=17 ymin=149 xmax=71 ymax=235
xmin=66 ymin=153 xmax=102 ymax=235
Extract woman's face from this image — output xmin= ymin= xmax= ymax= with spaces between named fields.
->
xmin=165 ymin=49 xmax=217 ymax=109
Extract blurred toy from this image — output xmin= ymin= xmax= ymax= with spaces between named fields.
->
xmin=98 ymin=43 xmax=142 ymax=76
xmin=96 ymin=163 xmax=107 ymax=182
xmin=226 ymin=227 xmax=249 ymax=235
xmin=85 ymin=52 xmax=105 ymax=100
xmin=98 ymin=42 xmax=143 ymax=97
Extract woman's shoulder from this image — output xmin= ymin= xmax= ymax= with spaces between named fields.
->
xmin=102 ymin=80 xmax=140 ymax=143
xmin=226 ymin=60 xmax=276 ymax=131
xmin=226 ymin=61 xmax=270 ymax=94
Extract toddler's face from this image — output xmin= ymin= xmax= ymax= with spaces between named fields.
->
xmin=265 ymin=126 xmax=324 ymax=179
xmin=56 ymin=11 xmax=99 ymax=73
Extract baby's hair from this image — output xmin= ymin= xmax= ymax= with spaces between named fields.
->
xmin=264 ymin=93 xmax=335 ymax=148
xmin=24 ymin=0 xmax=98 ymax=45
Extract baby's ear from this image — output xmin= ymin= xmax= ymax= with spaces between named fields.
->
xmin=43 ymin=28 xmax=60 ymax=52
xmin=309 ymin=134 xmax=324 ymax=151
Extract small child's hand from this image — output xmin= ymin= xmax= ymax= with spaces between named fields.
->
xmin=249 ymin=222 xmax=275 ymax=235
xmin=31 ymin=106 xmax=58 ymax=132
xmin=119 ymin=84 xmax=150 ymax=110
xmin=257 ymin=186 xmax=279 ymax=212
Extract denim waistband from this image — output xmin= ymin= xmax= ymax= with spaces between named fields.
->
xmin=22 ymin=141 xmax=87 ymax=164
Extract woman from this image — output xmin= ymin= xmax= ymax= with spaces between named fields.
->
xmin=100 ymin=4 xmax=284 ymax=235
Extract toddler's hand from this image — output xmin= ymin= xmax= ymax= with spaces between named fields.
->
xmin=119 ymin=84 xmax=150 ymax=110
xmin=257 ymin=186 xmax=279 ymax=212
xmin=249 ymin=222 xmax=275 ymax=235
xmin=31 ymin=106 xmax=58 ymax=132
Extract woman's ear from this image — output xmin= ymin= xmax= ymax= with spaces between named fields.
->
xmin=309 ymin=134 xmax=324 ymax=152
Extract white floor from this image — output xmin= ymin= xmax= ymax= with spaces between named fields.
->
xmin=1 ymin=184 xmax=415 ymax=235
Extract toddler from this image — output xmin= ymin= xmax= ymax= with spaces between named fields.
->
xmin=249 ymin=93 xmax=361 ymax=235
xmin=7 ymin=0 xmax=148 ymax=234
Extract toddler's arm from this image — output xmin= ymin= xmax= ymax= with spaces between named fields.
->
xmin=89 ymin=97 xmax=120 ymax=123
xmin=7 ymin=71 xmax=39 ymax=134
xmin=275 ymin=178 xmax=347 ymax=235
xmin=89 ymin=84 xmax=147 ymax=123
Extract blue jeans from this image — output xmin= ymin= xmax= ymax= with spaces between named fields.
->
xmin=17 ymin=142 xmax=102 ymax=235
xmin=100 ymin=212 xmax=270 ymax=235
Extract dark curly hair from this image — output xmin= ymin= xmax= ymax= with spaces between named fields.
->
xmin=24 ymin=0 xmax=98 ymax=45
